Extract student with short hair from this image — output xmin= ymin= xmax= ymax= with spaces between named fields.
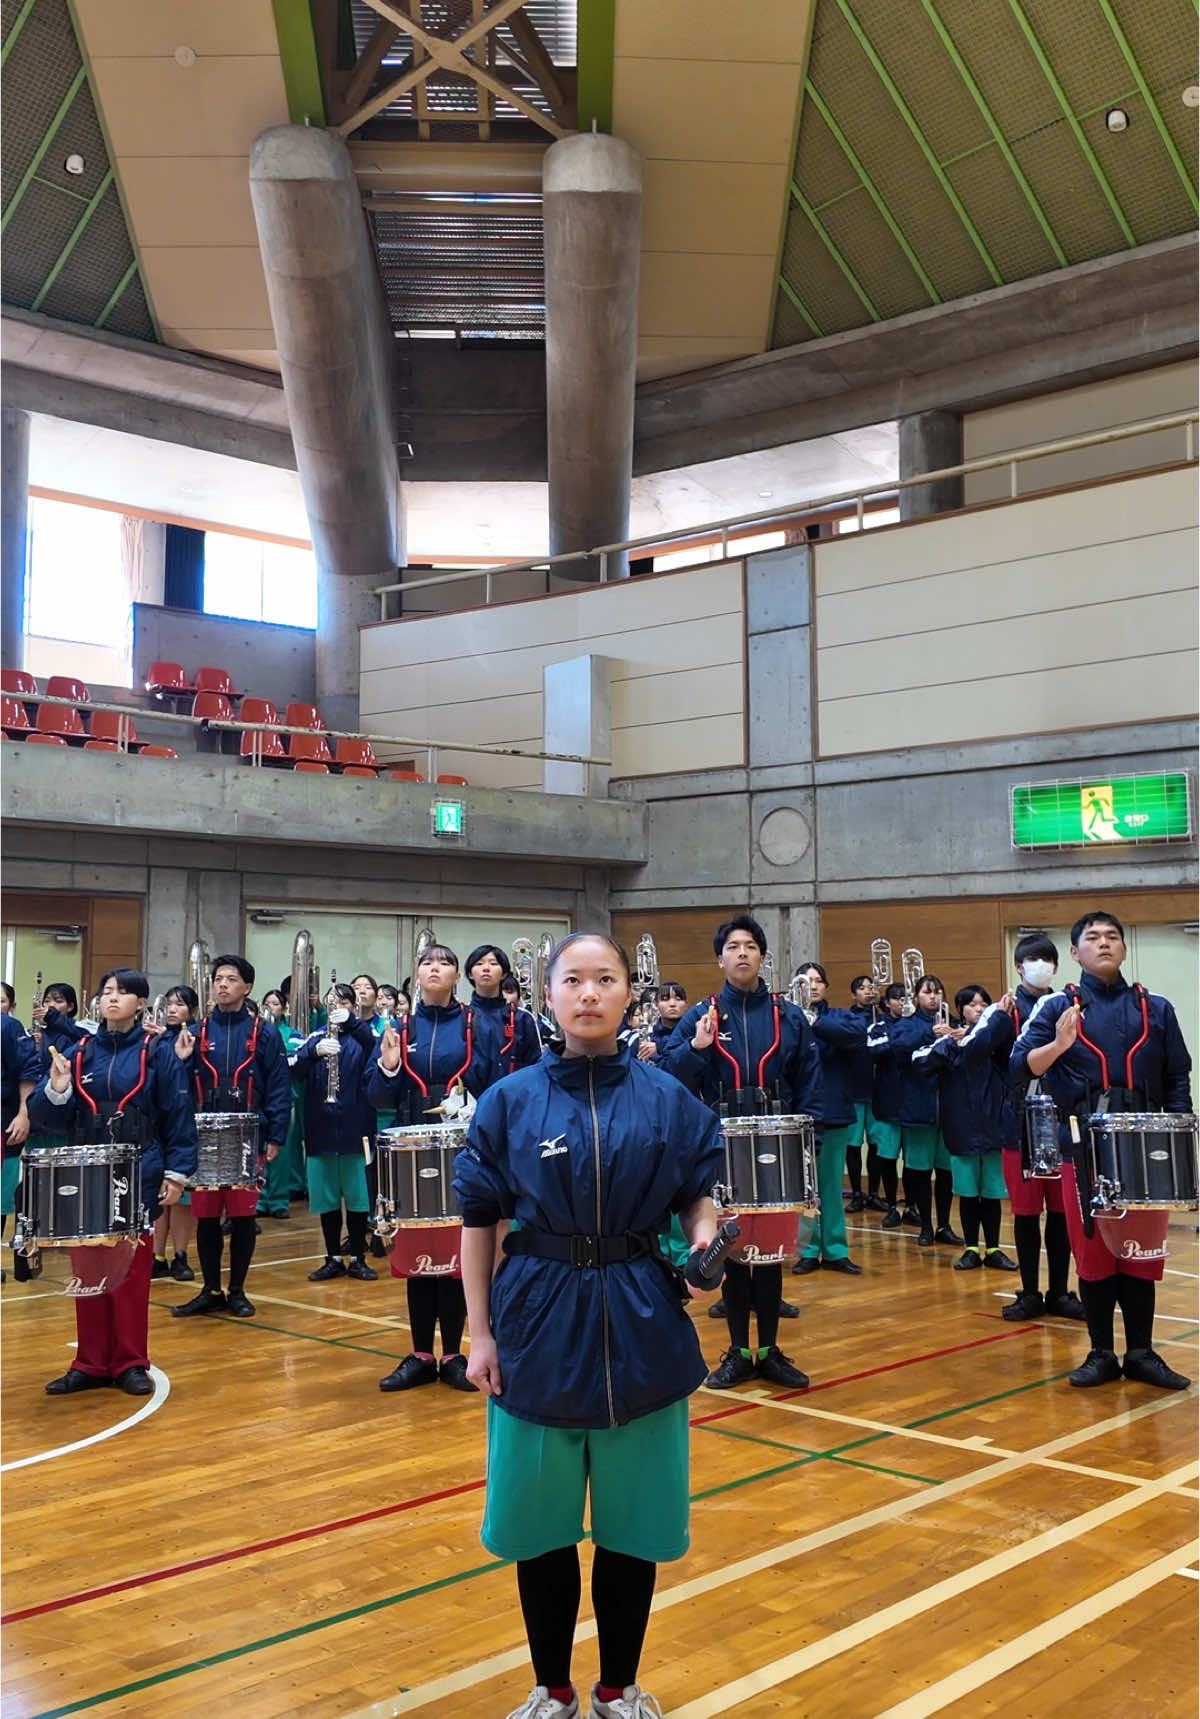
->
xmin=867 ymin=983 xmax=910 ymax=1226
xmin=151 ymin=985 xmax=199 ymax=1280
xmin=293 ymin=984 xmax=379 ymax=1282
xmin=791 ymin=963 xmax=862 ymax=1277
xmin=465 ymin=945 xmax=543 ymax=1087
xmin=880 ymin=975 xmax=963 ymax=1249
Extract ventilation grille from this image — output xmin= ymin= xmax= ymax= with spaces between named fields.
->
xmin=369 ymin=199 xmax=545 ymax=338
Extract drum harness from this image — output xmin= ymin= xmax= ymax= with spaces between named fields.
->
xmin=1060 ymin=982 xmax=1152 ymax=1232
xmin=499 ymin=1003 xmax=519 ymax=1075
xmin=195 ymin=1014 xmax=260 ymax=1114
xmin=397 ymin=1007 xmax=474 ymax=1112
xmin=68 ymin=1032 xmax=154 ymax=1149
xmin=711 ymin=992 xmax=783 ymax=1117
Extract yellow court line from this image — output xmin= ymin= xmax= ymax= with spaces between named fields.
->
xmin=869 ymin=1538 xmax=1200 ymax=1719
xmin=248 ymin=1292 xmax=410 ymax=1330
xmin=345 ymin=1398 xmax=1192 ymax=1716
xmin=668 ymin=1471 xmax=1199 ymax=1719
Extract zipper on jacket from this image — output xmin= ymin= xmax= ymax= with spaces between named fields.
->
xmin=428 ymin=1014 xmax=438 ymax=1088
xmin=588 ymin=1061 xmax=616 ymax=1428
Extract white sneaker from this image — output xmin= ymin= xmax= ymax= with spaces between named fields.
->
xmin=588 ymin=1686 xmax=665 ymax=1718
xmin=506 ymin=1687 xmax=580 ymax=1719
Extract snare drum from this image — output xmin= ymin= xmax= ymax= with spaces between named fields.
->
xmin=376 ymin=1122 xmax=467 ymax=1278
xmin=1022 ymin=1093 xmax=1062 ymax=1180
xmin=192 ymin=1112 xmax=261 ymax=1189
xmin=13 ymin=1144 xmax=144 ymax=1296
xmin=717 ymin=1113 xmax=818 ymax=1212
xmin=1087 ymin=1112 xmax=1199 ymax=1210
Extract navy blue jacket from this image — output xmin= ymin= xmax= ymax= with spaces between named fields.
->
xmin=912 ymin=1006 xmax=1019 ymax=1155
xmin=454 ymin=1045 xmax=724 ymax=1429
xmin=1011 ymin=972 xmax=1192 ymax=1155
xmin=27 ymin=1022 xmax=197 ymax=1188
xmin=866 ymin=1011 xmax=939 ymax=1126
xmin=809 ymin=1002 xmax=869 ymax=1128
xmin=2 ymin=1014 xmax=43 ymax=1142
xmin=866 ymin=1014 xmax=905 ymax=1121
xmin=365 ymin=998 xmax=487 ymax=1121
xmin=291 ymin=1017 xmax=377 ymax=1155
xmin=661 ymin=981 xmax=823 ymax=1127
xmin=188 ymin=1006 xmax=291 ymax=1145
xmin=846 ymin=1003 xmax=876 ymax=1104
xmin=469 ymin=992 xmax=543 ymax=1089
xmin=37 ymin=1007 xmax=90 ymax=1059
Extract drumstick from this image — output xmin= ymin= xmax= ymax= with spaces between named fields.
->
xmin=1069 ymin=1115 xmax=1081 ymax=1145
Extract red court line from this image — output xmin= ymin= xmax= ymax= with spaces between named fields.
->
xmin=1 ymin=1476 xmax=486 ymax=1625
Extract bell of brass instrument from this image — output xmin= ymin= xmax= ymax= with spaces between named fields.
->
xmin=534 ymin=932 xmax=554 ymax=1016
xmin=83 ymin=992 xmax=102 ymax=1027
xmin=148 ymin=993 xmax=166 ymax=1028
xmin=411 ymin=923 xmax=436 ymax=1003
xmin=321 ymin=969 xmax=345 ymax=1104
xmin=787 ymin=971 xmax=816 ymax=1025
xmin=635 ymin=933 xmax=660 ymax=1044
xmin=511 ymin=937 xmax=535 ymax=1014
xmin=870 ymin=939 xmax=893 ymax=992
xmin=937 ymin=997 xmax=950 ymax=1028
xmin=900 ymin=948 xmax=924 ymax=1016
xmin=762 ymin=947 xmax=776 ymax=993
xmin=187 ymin=940 xmax=212 ymax=1011
xmin=288 ymin=930 xmax=316 ymax=1033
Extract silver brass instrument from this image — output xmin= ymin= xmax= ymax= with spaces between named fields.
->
xmin=288 ymin=929 xmax=317 ymax=1033
xmin=936 ymin=998 xmax=950 ymax=1028
xmin=31 ymin=969 xmax=43 ymax=1047
xmin=511 ymin=937 xmax=535 ymax=1013
xmin=187 ymin=940 xmax=212 ymax=1011
xmin=412 ymin=923 xmax=436 ymax=1003
xmin=900 ymin=948 xmax=924 ymax=1017
xmin=534 ymin=932 xmax=554 ymax=1013
xmin=762 ymin=948 xmax=776 ymax=993
xmin=83 ymin=991 xmax=101 ymax=1027
xmin=148 ymin=993 xmax=166 ymax=1028
xmin=320 ymin=969 xmax=345 ymax=1104
xmin=635 ymin=933 xmax=660 ymax=1045
xmin=788 ymin=972 xmax=816 ymax=1025
xmin=870 ymin=939 xmax=892 ymax=992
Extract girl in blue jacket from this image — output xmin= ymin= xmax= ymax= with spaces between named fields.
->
xmin=291 ymin=984 xmax=379 ymax=1283
xmin=465 ymin=943 xmax=543 ymax=1087
xmin=792 ymin=963 xmax=863 ymax=1274
xmin=455 ymin=933 xmax=723 ymax=1719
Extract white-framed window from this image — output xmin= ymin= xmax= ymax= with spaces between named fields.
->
xmin=204 ymin=532 xmax=317 ymax=629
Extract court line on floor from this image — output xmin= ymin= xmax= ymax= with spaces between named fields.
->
xmin=1177 ymin=1565 xmax=1200 ymax=1579
xmin=245 ymin=1292 xmax=410 ymax=1329
xmin=868 ymin=1538 xmax=1200 ymax=1719
xmin=0 ymin=1366 xmax=170 ymax=1474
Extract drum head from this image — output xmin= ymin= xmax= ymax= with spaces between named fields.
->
xmin=62 ymin=1239 xmax=138 ymax=1297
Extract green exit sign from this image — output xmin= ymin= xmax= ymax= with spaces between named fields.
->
xmin=1011 ymin=773 xmax=1192 ymax=850
xmin=432 ymin=799 xmax=464 ymax=838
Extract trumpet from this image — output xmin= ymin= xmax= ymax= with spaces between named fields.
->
xmin=411 ymin=923 xmax=436 ymax=1003
xmin=288 ymin=929 xmax=317 ymax=1033
xmin=321 ymin=969 xmax=345 ymax=1103
xmin=511 ymin=937 xmax=535 ymax=1014
xmin=635 ymin=933 xmax=660 ymax=1044
xmin=187 ymin=940 xmax=212 ymax=1011
xmin=900 ymin=948 xmax=924 ymax=1016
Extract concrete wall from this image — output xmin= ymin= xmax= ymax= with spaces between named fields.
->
xmin=360 ymin=560 xmax=747 ymax=788
xmin=132 ymin=603 xmax=316 ymax=710
xmin=813 ymin=467 xmax=1198 ymax=756
xmin=963 ymin=361 xmax=1197 ymax=504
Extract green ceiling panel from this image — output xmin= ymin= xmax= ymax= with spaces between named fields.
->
xmin=778 ymin=202 xmax=873 ymax=338
xmin=1007 ymin=119 xmax=1130 ymax=261
xmin=846 ymin=0 xmax=987 ymax=167
xmin=942 ymin=143 xmax=1060 ymax=283
xmin=1019 ymin=0 xmax=1131 ymax=114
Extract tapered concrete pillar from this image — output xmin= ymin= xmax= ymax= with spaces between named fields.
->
xmin=899 ymin=409 xmax=963 ymax=520
xmin=2 ymin=408 xmax=30 ymax=671
xmin=250 ymin=125 xmax=405 ymax=729
xmin=543 ymin=134 xmax=641 ymax=582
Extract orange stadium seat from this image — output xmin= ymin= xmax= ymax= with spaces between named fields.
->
xmin=88 ymin=710 xmax=140 ymax=747
xmin=342 ymin=765 xmax=378 ymax=778
xmin=145 ymin=661 xmax=189 ymax=695
xmin=45 ymin=674 xmax=90 ymax=704
xmin=334 ymin=737 xmax=379 ymax=770
xmin=138 ymin=746 xmax=178 ymax=758
xmin=284 ymin=702 xmax=326 ymax=731
xmin=1 ymin=668 xmax=37 ymax=697
xmin=387 ymin=768 xmax=425 ymax=782
xmin=192 ymin=691 xmax=236 ymax=726
xmin=83 ymin=740 xmax=121 ymax=751
xmin=240 ymin=728 xmax=288 ymax=762
xmin=35 ymin=702 xmax=86 ymax=740
xmin=288 ymin=732 xmax=333 ymax=766
xmin=239 ymin=697 xmax=280 ymax=727
xmin=193 ymin=665 xmax=238 ymax=698
xmin=2 ymin=696 xmax=31 ymax=736
xmin=25 ymin=732 xmax=67 ymax=746
xmin=292 ymin=760 xmax=329 ymax=774
xmin=435 ymin=773 xmax=469 ymax=786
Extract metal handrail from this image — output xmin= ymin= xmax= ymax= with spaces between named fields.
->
xmin=373 ymin=410 xmax=1199 ymax=610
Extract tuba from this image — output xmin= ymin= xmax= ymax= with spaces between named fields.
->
xmin=288 ymin=929 xmax=317 ymax=1033
xmin=635 ymin=932 xmax=660 ymax=1044
xmin=411 ymin=923 xmax=436 ymax=1003
xmin=511 ymin=937 xmax=535 ymax=1014
xmin=900 ymin=948 xmax=924 ymax=1016
xmin=187 ymin=940 xmax=212 ymax=1011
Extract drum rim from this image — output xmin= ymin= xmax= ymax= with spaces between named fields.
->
xmin=377 ymin=1130 xmax=466 ymax=1148
xmin=1088 ymin=1112 xmax=1197 ymax=1130
xmin=194 ymin=1112 xmax=261 ymax=1129
xmin=21 ymin=1143 xmax=141 ymax=1164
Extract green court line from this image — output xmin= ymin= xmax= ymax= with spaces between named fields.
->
xmin=907 ymin=1369 xmax=1073 ymax=1426
xmin=271 ymin=0 xmax=326 ymax=124
xmin=148 ymin=1299 xmax=400 ymax=1361
xmin=699 ymin=1420 xmax=940 ymax=1487
xmin=1096 ymin=0 xmax=1198 ymax=214
xmin=577 ymin=0 xmax=615 ymax=132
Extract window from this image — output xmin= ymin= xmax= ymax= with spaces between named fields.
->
xmin=26 ymin=498 xmax=127 ymax=650
xmin=204 ymin=533 xmax=317 ymax=630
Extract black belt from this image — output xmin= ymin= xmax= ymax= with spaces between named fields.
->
xmin=503 ymin=1228 xmax=660 ymax=1269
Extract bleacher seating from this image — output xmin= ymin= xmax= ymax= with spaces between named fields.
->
xmin=342 ymin=765 xmax=378 ymax=778
xmin=192 ymin=691 xmax=237 ymax=726
xmin=45 ymin=675 xmax=90 ymax=704
xmin=292 ymin=760 xmax=329 ymax=774
xmin=193 ymin=666 xmax=239 ymax=698
xmin=138 ymin=746 xmax=178 ymax=758
xmin=145 ymin=661 xmax=190 ymax=697
xmin=35 ymin=703 xmax=86 ymax=740
xmin=25 ymin=732 xmax=67 ymax=746
xmin=334 ymin=737 xmax=379 ymax=771
xmin=285 ymin=702 xmax=326 ymax=732
xmin=89 ymin=710 xmax=141 ymax=748
xmin=436 ymin=773 xmax=469 ymax=786
xmin=2 ymin=696 xmax=31 ymax=736
xmin=288 ymin=732 xmax=333 ymax=766
xmin=240 ymin=729 xmax=288 ymax=763
xmin=239 ymin=697 xmax=280 ymax=727
xmin=83 ymin=740 xmax=121 ymax=751
xmin=387 ymin=768 xmax=425 ymax=782
xmin=1 ymin=668 xmax=37 ymax=697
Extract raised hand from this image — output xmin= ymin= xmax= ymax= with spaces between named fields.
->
xmin=48 ymin=1046 xmax=72 ymax=1094
xmin=380 ymin=1022 xmax=402 ymax=1073
xmin=692 ymin=1004 xmax=717 ymax=1052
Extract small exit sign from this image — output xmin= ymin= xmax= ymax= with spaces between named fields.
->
xmin=431 ymin=799 xmax=464 ymax=838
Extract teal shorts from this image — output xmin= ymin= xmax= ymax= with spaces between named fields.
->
xmin=481 ymin=1396 xmax=691 ymax=1564
xmin=949 ymin=1151 xmax=1007 ymax=1200
xmin=306 ymin=1153 xmax=369 ymax=1213
xmin=1 ymin=1155 xmax=20 ymax=1216
xmin=901 ymin=1125 xmax=951 ymax=1173
xmin=869 ymin=1117 xmax=902 ymax=1160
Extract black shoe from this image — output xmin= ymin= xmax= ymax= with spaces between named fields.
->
xmin=901 ymin=1206 xmax=922 ymax=1228
xmin=1122 ymin=1348 xmax=1190 ymax=1391
xmin=171 ymin=1287 xmax=226 ymax=1317
xmin=778 ymin=1299 xmax=800 ymax=1318
xmin=152 ymin=1255 xmax=170 ymax=1279
xmin=347 ymin=1258 xmax=378 ymax=1281
xmin=881 ymin=1206 xmax=903 ymax=1229
xmin=1003 ymin=1290 xmax=1045 ymax=1322
xmin=846 ymin=1193 xmax=866 ymax=1212
xmin=704 ymin=1347 xmax=758 ymax=1389
xmin=757 ymin=1346 xmax=810 ymax=1389
xmin=269 ymin=1208 xmax=290 ymax=1219
xmin=708 ymin=1296 xmax=727 ymax=1319
xmin=934 ymin=1225 xmax=964 ymax=1246
xmin=865 ymin=1194 xmax=890 ymax=1213
xmin=169 ymin=1253 xmax=195 ymax=1282
xmin=439 ymin=1354 xmax=478 ymax=1392
xmin=1044 ymin=1291 xmax=1086 ymax=1322
xmin=916 ymin=1228 xmax=936 ymax=1247
xmin=380 ymin=1354 xmax=440 ymax=1392
xmin=45 ymin=1367 xmax=110 ymax=1395
xmin=821 ymin=1257 xmax=862 ymax=1275
xmin=369 ymin=1232 xmax=387 ymax=1259
xmin=791 ymin=1257 xmax=820 ymax=1275
xmin=984 ymin=1249 xmax=1019 ymax=1272
xmin=1068 ymin=1348 xmax=1122 ymax=1388
xmin=114 ymin=1366 xmax=154 ymax=1396
xmin=309 ymin=1257 xmax=348 ymax=1281
xmin=226 ymin=1288 xmax=255 ymax=1317
xmin=953 ymin=1249 xmax=983 ymax=1271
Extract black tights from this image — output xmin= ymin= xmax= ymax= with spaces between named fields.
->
xmin=880 ymin=1158 xmax=899 ymax=1208
xmin=195 ymin=1213 xmax=256 ymax=1292
xmin=722 ymin=1260 xmax=781 ymax=1352
xmin=958 ymin=1196 xmax=1001 ymax=1251
xmin=318 ymin=1207 xmax=370 ymax=1259
xmin=517 ymin=1544 xmax=656 ymax=1693
xmin=1013 ymin=1210 xmax=1072 ymax=1296
xmin=1081 ymin=1274 xmax=1155 ymax=1353
xmin=406 ymin=1275 xmax=466 ymax=1356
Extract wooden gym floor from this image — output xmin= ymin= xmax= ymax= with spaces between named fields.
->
xmin=2 ymin=1206 xmax=1197 ymax=1719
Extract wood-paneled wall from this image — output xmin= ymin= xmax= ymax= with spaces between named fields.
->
xmin=611 ymin=907 xmax=743 ymax=1008
xmin=2 ymin=890 xmax=144 ymax=999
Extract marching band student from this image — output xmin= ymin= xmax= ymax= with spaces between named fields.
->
xmin=257 ymin=988 xmax=309 ymax=1218
xmin=28 ymin=969 xmax=196 ymax=1394
xmin=0 ymin=983 xmax=13 ymax=1012
xmin=913 ymin=987 xmax=1018 ymax=1272
xmin=291 ymin=984 xmax=378 ymax=1282
xmin=2 ymin=1007 xmax=41 ymax=1274
xmin=1001 ymin=935 xmax=1084 ymax=1323
xmin=32 ymin=983 xmax=88 ymax=1056
xmin=792 ymin=964 xmax=862 ymax=1276
xmin=151 ymin=986 xmax=199 ymax=1281
xmin=465 ymin=945 xmax=542 ymax=1088
xmin=885 ymin=976 xmax=963 ymax=1249
xmin=843 ymin=976 xmax=880 ymax=1211
xmin=377 ymin=983 xmax=402 ymax=1019
xmin=367 ymin=942 xmax=487 ymax=1394
xmin=662 ymin=914 xmax=821 ymax=1390
xmin=172 ymin=955 xmax=290 ymax=1320
xmin=635 ymin=982 xmax=688 ymax=1062
xmin=1011 ymin=911 xmax=1192 ymax=1390
xmin=868 ymin=983 xmax=911 ymax=1227
xmin=455 ymin=932 xmax=724 ymax=1719
xmin=351 ymin=974 xmax=391 ymax=1037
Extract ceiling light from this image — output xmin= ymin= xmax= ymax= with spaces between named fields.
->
xmin=1105 ymin=107 xmax=1129 ymax=132
xmin=1183 ymin=86 xmax=1200 ymax=109
xmin=758 ymin=490 xmax=773 ymax=498
xmin=64 ymin=153 xmax=85 ymax=175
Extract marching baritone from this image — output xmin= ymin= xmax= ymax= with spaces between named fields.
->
xmin=290 ymin=983 xmax=378 ymax=1281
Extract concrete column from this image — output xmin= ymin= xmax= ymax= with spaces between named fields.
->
xmin=543 ymin=134 xmax=642 ymax=582
xmin=250 ymin=125 xmax=405 ymax=728
xmin=1 ymin=407 xmax=31 ymax=670
xmin=543 ymin=653 xmax=610 ymax=796
xmin=316 ymin=569 xmax=380 ymax=736
xmin=898 ymin=409 xmax=963 ymax=520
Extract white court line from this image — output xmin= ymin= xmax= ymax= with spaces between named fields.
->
xmin=249 ymin=1252 xmax=327 ymax=1270
xmin=347 ymin=1397 xmax=1191 ymax=1716
xmin=248 ymin=1292 xmax=408 ymax=1330
xmin=1 ymin=1364 xmax=170 ymax=1472
xmin=1164 ymin=1268 xmax=1200 ymax=1279
xmin=1176 ymin=1566 xmax=1200 ymax=1579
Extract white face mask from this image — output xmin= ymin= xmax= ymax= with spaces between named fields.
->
xmin=1020 ymin=959 xmax=1056 ymax=988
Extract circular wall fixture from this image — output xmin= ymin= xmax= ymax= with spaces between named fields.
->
xmin=174 ymin=44 xmax=197 ymax=66
xmin=757 ymin=806 xmax=811 ymax=868
xmin=64 ymin=153 xmax=85 ymax=175
xmin=1183 ymin=86 xmax=1200 ymax=109
xmin=1105 ymin=108 xmax=1129 ymax=132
